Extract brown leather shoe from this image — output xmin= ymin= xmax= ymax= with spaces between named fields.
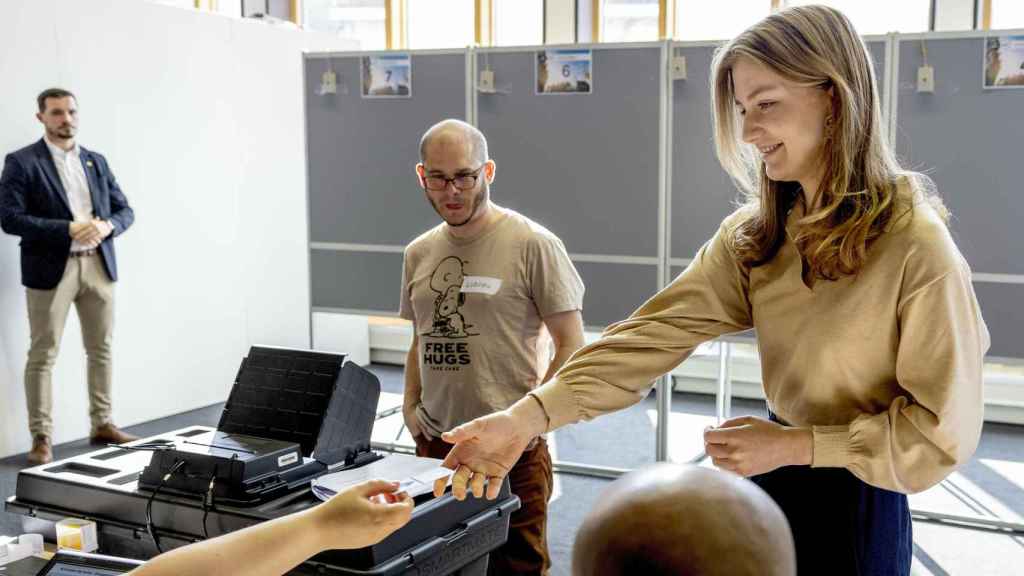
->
xmin=90 ymin=423 xmax=140 ymax=445
xmin=27 ymin=435 xmax=52 ymax=465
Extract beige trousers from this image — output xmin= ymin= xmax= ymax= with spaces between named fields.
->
xmin=25 ymin=253 xmax=115 ymax=438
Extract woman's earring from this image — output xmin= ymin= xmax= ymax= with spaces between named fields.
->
xmin=824 ymin=115 xmax=834 ymax=140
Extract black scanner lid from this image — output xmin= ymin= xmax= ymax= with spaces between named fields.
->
xmin=314 ymin=362 xmax=380 ymax=465
xmin=217 ymin=346 xmax=380 ymax=466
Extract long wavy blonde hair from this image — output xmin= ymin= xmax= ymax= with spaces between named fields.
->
xmin=711 ymin=5 xmax=946 ymax=282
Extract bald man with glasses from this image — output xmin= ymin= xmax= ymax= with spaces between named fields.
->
xmin=400 ymin=119 xmax=585 ymax=575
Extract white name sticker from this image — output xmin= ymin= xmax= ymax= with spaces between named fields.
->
xmin=461 ymin=276 xmax=502 ymax=295
xmin=278 ymin=452 xmax=299 ymax=468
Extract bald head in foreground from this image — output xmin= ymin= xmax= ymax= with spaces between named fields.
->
xmin=573 ymin=464 xmax=796 ymax=576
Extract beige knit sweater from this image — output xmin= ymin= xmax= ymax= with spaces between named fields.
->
xmin=531 ymin=197 xmax=989 ymax=494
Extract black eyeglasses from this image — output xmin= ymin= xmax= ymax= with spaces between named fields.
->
xmin=422 ymin=165 xmax=485 ymax=192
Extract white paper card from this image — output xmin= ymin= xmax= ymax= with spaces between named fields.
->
xmin=312 ymin=453 xmax=452 ymax=500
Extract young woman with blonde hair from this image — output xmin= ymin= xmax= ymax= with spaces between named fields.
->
xmin=435 ymin=6 xmax=989 ymax=574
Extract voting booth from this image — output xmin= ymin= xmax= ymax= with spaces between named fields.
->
xmin=5 ymin=347 xmax=519 ymax=575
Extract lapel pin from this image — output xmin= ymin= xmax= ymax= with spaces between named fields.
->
xmin=86 ymin=160 xmax=93 ymax=167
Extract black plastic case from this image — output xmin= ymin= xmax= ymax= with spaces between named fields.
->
xmin=6 ymin=346 xmax=521 ymax=574
xmin=138 ymin=347 xmax=382 ymax=505
xmin=7 ymin=442 xmax=519 ymax=575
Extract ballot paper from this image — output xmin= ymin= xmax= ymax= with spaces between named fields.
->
xmin=311 ymin=453 xmax=452 ymax=501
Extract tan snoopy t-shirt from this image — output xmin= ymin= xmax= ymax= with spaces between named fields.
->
xmin=400 ymin=207 xmax=585 ymax=439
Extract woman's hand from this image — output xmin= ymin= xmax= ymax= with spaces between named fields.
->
xmin=312 ymin=480 xmax=414 ymax=550
xmin=703 ymin=415 xmax=813 ymax=477
xmin=432 ymin=396 xmax=549 ymax=500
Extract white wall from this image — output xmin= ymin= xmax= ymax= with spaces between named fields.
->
xmin=0 ymin=0 xmax=354 ymax=458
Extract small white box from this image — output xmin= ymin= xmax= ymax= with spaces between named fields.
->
xmin=56 ymin=518 xmax=98 ymax=553
xmin=916 ymin=65 xmax=935 ymax=93
xmin=320 ymin=70 xmax=337 ymax=95
xmin=479 ymin=69 xmax=495 ymax=92
xmin=0 ymin=534 xmax=44 ymax=566
xmin=671 ymin=55 xmax=687 ymax=80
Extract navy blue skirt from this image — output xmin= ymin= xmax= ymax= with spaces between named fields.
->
xmin=750 ymin=416 xmax=913 ymax=576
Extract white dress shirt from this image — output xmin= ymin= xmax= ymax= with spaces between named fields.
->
xmin=45 ymin=137 xmax=94 ymax=252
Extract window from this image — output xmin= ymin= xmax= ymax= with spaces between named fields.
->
xmin=991 ymin=0 xmax=1024 ymax=29
xmin=494 ymin=0 xmax=544 ymax=47
xmin=407 ymin=0 xmax=475 ymax=49
xmin=784 ymin=0 xmax=930 ymax=35
xmin=676 ymin=0 xmax=771 ymax=42
xmin=304 ymin=0 xmax=387 ymax=50
xmin=603 ymin=0 xmax=660 ymax=43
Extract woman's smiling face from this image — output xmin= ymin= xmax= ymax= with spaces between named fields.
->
xmin=732 ymin=55 xmax=834 ymax=195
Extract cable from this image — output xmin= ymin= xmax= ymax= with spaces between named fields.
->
xmin=201 ymin=474 xmax=217 ymax=540
xmin=106 ymin=442 xmax=173 ymax=453
xmin=146 ymin=459 xmax=185 ymax=554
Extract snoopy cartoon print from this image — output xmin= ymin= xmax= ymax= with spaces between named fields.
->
xmin=424 ymin=256 xmax=478 ymax=338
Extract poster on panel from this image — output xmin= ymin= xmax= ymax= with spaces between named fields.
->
xmin=536 ymin=49 xmax=593 ymax=94
xmin=984 ymin=35 xmax=1024 ymax=89
xmin=362 ymin=54 xmax=412 ymax=98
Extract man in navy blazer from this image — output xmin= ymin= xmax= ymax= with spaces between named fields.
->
xmin=0 ymin=88 xmax=138 ymax=464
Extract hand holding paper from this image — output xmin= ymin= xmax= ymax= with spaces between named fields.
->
xmin=312 ymin=454 xmax=452 ymax=502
